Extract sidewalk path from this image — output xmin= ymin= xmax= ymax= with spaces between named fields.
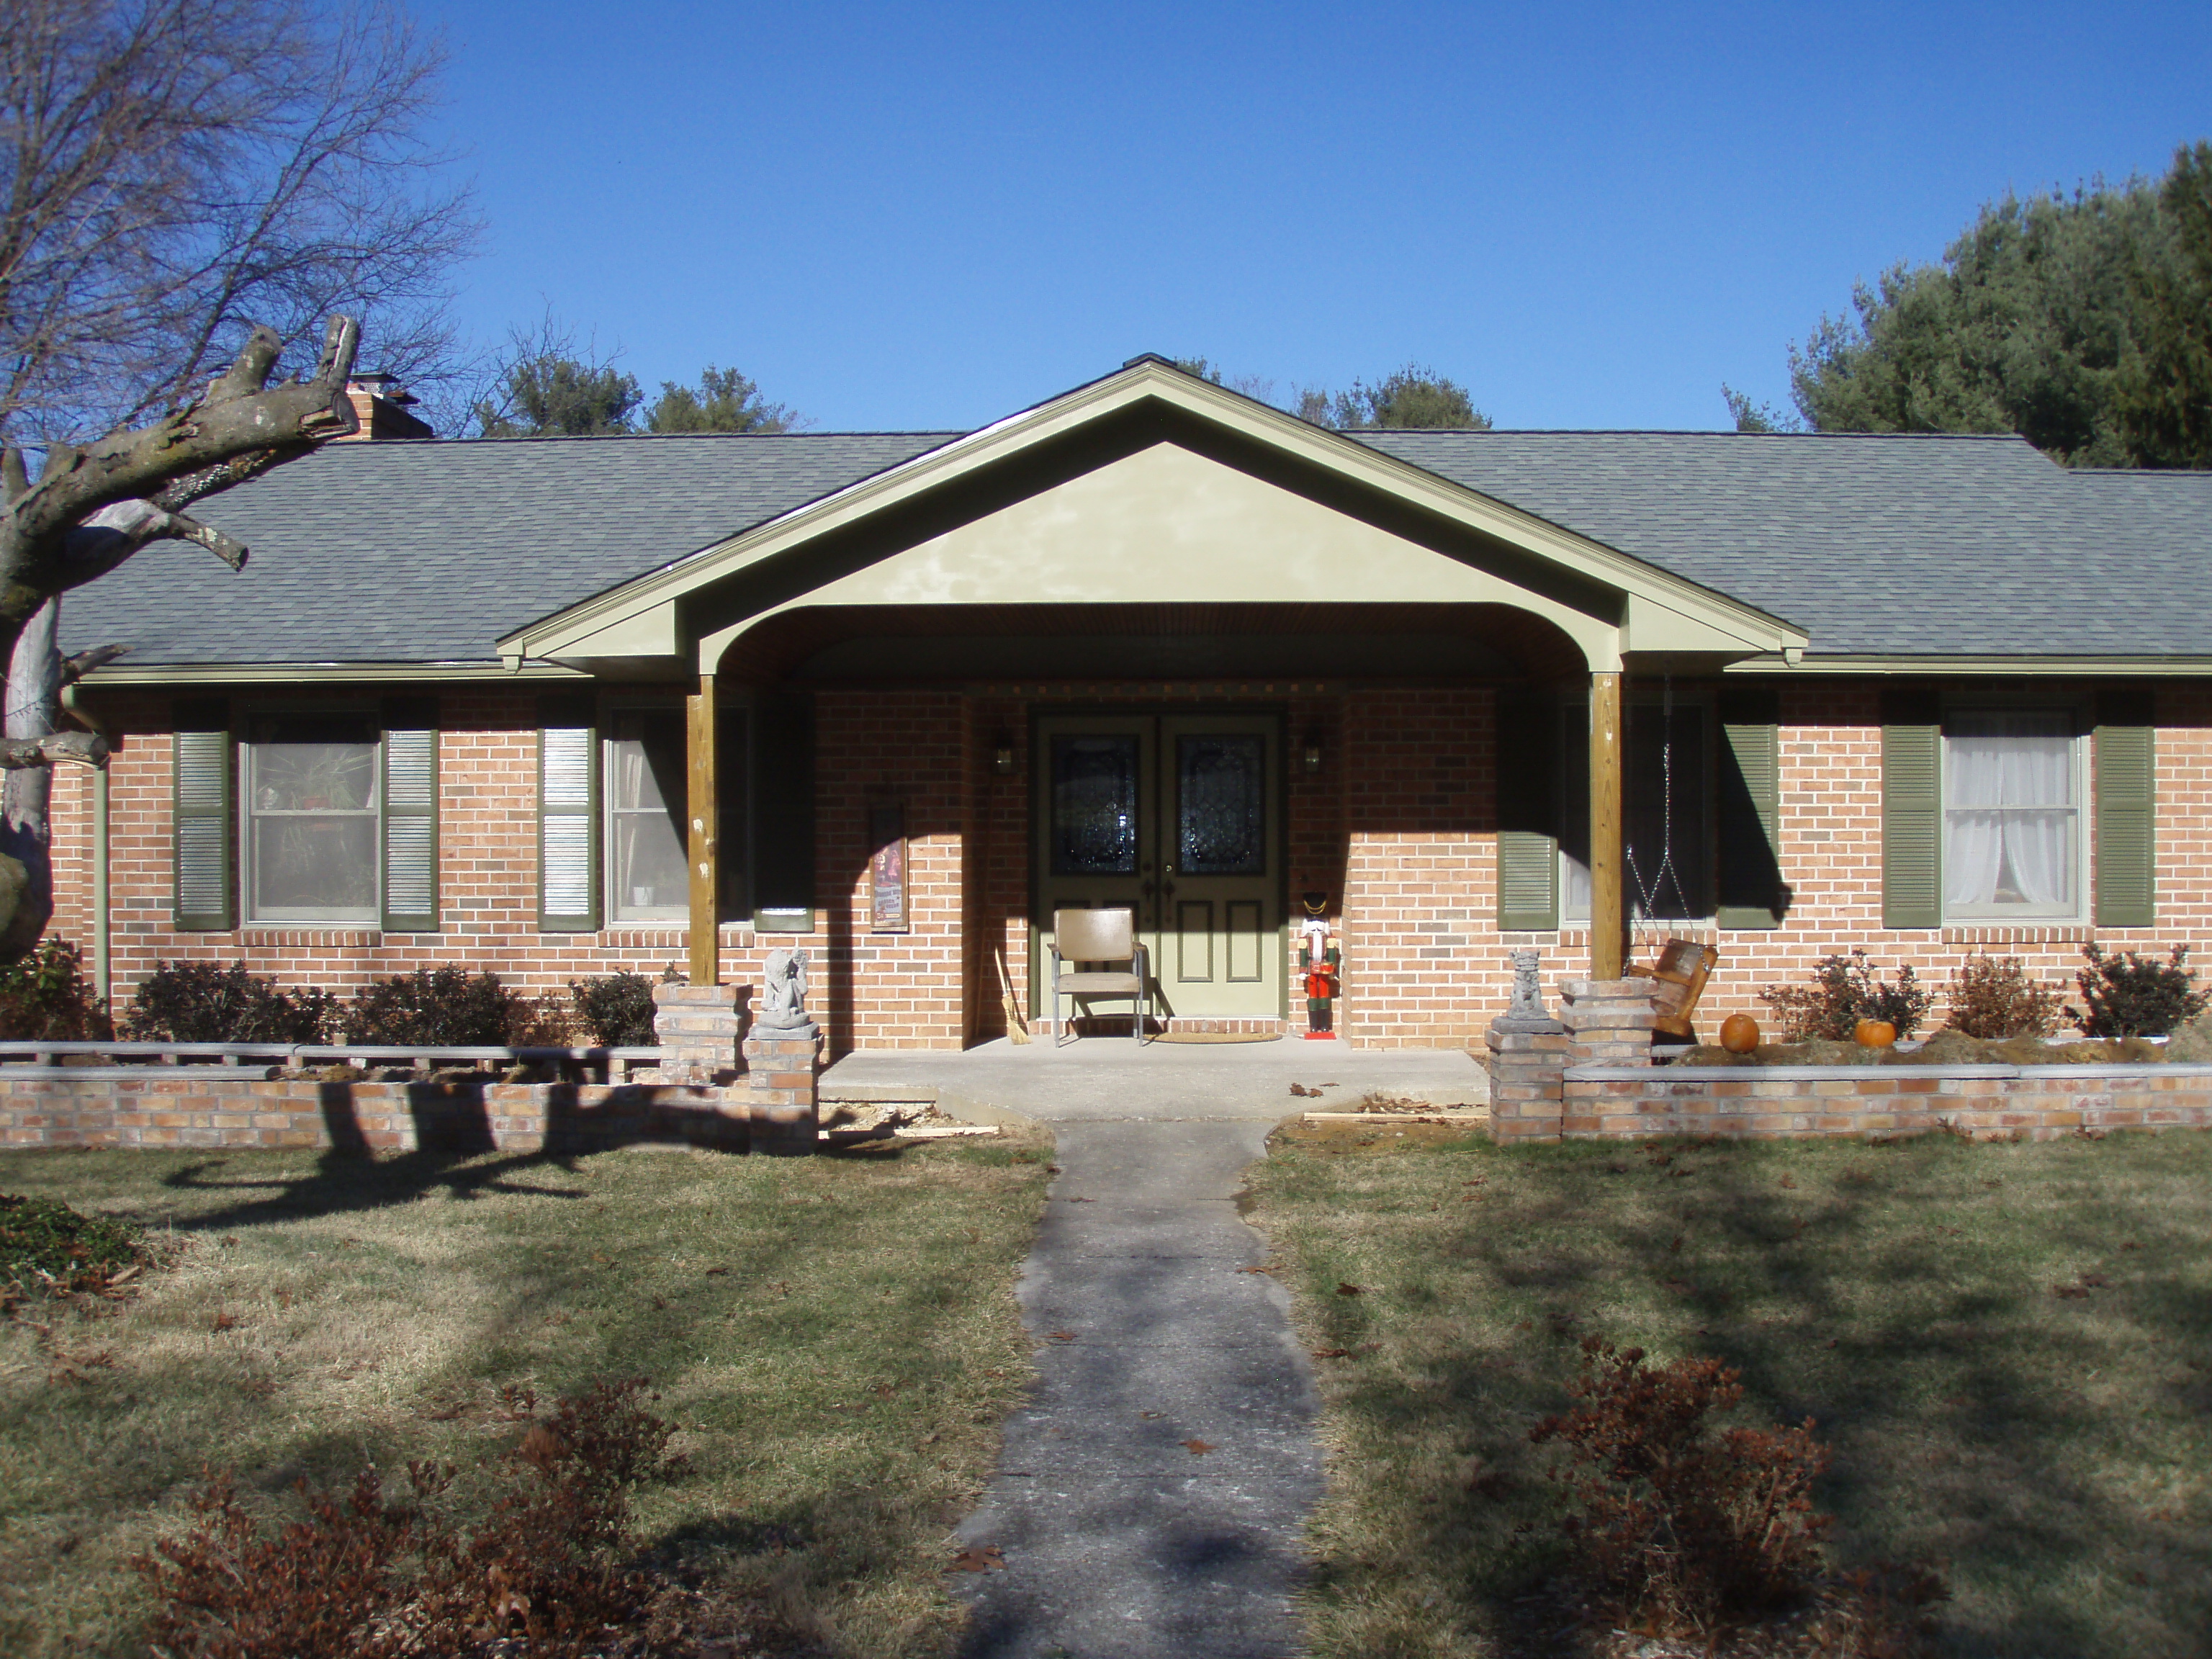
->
xmin=953 ymin=1118 xmax=1321 ymax=1659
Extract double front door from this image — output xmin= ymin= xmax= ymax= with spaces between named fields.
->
xmin=1034 ymin=714 xmax=1283 ymax=1022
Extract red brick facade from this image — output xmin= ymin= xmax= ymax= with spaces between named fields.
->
xmin=45 ymin=678 xmax=2212 ymax=1056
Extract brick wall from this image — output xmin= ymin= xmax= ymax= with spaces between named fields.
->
xmin=1563 ymin=1061 xmax=2212 ymax=1142
xmin=0 ymin=1071 xmax=782 ymax=1154
xmin=45 ymin=678 xmax=2212 ymax=1058
xmin=1340 ymin=687 xmax=1493 ymax=1048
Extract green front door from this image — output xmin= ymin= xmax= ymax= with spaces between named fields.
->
xmin=1035 ymin=713 xmax=1283 ymax=1024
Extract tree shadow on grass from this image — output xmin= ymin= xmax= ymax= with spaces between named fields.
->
xmin=1386 ymin=1135 xmax=2212 ymax=1659
xmin=153 ymin=1147 xmax=591 ymax=1233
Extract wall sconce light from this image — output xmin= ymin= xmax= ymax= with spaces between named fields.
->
xmin=1300 ymin=734 xmax=1323 ymax=774
xmin=992 ymin=734 xmax=1017 ymax=775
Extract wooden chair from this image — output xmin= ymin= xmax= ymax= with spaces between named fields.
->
xmin=1048 ymin=907 xmax=1151 ymax=1045
xmin=1642 ymin=937 xmax=1719 ymax=1041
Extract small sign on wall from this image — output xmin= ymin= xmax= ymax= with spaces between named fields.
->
xmin=869 ymin=801 xmax=908 ymax=932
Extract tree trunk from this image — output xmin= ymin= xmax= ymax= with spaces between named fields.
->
xmin=1 ymin=598 xmax=60 ymax=958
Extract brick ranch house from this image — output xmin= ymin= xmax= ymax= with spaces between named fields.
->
xmin=44 ymin=356 xmax=2212 ymax=1058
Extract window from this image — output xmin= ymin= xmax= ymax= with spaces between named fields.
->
xmin=1942 ymin=710 xmax=2082 ymax=920
xmin=1562 ymin=699 xmax=1712 ymax=923
xmin=607 ymin=709 xmax=688 ymax=922
xmin=243 ymin=714 xmax=379 ymax=922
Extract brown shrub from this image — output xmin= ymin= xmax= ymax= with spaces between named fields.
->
xmin=1530 ymin=1337 xmax=1833 ymax=1637
xmin=1946 ymin=953 xmax=2064 ymax=1039
xmin=135 ymin=1377 xmax=683 ymax=1658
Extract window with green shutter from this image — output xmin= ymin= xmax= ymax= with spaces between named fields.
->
xmin=380 ymin=696 xmax=439 ymax=933
xmin=2095 ymin=691 xmax=2156 ymax=927
xmin=1494 ymin=688 xmax=1559 ymax=930
xmin=172 ymin=699 xmax=234 ymax=931
xmin=538 ymin=694 xmax=600 ymax=931
xmin=1717 ymin=688 xmax=1784 ymax=927
xmin=1881 ymin=689 xmax=1942 ymax=929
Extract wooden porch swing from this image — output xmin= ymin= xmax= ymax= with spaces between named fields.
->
xmin=1624 ymin=675 xmax=1719 ymax=1043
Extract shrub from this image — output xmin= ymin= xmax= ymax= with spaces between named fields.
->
xmin=2 ymin=1192 xmax=144 ymax=1301
xmin=567 ymin=964 xmax=685 ymax=1047
xmin=346 ymin=966 xmax=531 ymax=1046
xmin=2067 ymin=941 xmax=2211 ymax=1037
xmin=0 ymin=936 xmax=109 ymax=1040
xmin=136 ymin=1377 xmax=682 ymax=1659
xmin=122 ymin=961 xmax=338 ymax=1043
xmin=1945 ymin=953 xmax=2064 ymax=1038
xmin=1531 ymin=1337 xmax=1833 ymax=1637
xmin=1759 ymin=950 xmax=1934 ymax=1041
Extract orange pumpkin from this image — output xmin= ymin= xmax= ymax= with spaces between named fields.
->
xmin=1854 ymin=1018 xmax=1897 ymax=1048
xmin=1719 ymin=1013 xmax=1761 ymax=1053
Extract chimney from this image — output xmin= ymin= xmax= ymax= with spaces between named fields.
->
xmin=338 ymin=373 xmax=434 ymax=441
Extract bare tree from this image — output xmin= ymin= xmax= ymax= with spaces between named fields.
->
xmin=0 ymin=318 xmax=364 ymax=956
xmin=0 ymin=0 xmax=477 ymax=448
xmin=0 ymin=0 xmax=475 ymax=966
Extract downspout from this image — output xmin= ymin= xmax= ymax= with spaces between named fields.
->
xmin=59 ymin=684 xmax=109 ymax=1015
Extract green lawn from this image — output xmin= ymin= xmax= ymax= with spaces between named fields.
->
xmin=1245 ymin=1123 xmax=2212 ymax=1659
xmin=0 ymin=1134 xmax=1053 ymax=1658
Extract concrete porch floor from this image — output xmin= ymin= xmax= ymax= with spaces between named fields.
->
xmin=819 ymin=1036 xmax=1488 ymax=1124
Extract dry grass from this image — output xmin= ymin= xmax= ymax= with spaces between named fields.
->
xmin=1244 ymin=1123 xmax=2212 ymax=1659
xmin=0 ymin=1133 xmax=1053 ymax=1658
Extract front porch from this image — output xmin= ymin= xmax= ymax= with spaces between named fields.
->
xmin=819 ymin=1035 xmax=1491 ymax=1124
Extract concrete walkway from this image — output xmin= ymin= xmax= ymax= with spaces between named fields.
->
xmin=818 ymin=1040 xmax=1485 ymax=1658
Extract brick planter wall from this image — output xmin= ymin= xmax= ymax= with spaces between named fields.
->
xmin=1562 ymin=1062 xmax=2212 ymax=1141
xmin=0 ymin=1071 xmax=814 ymax=1154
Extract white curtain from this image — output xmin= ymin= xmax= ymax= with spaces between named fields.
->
xmin=1945 ymin=714 xmax=2072 ymax=908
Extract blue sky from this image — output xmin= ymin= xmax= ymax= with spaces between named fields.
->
xmin=425 ymin=1 xmax=2211 ymax=433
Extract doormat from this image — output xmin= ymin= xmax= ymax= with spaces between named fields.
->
xmin=1150 ymin=1030 xmax=1284 ymax=1044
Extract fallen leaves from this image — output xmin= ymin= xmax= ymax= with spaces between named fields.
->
xmin=1181 ymin=1438 xmax=1213 ymax=1455
xmin=1290 ymin=1084 xmax=1322 ymax=1097
xmin=1336 ymin=1282 xmax=1362 ymax=1297
xmin=1048 ymin=1330 xmax=1076 ymax=1342
xmin=949 ymin=1545 xmax=1004 ymax=1572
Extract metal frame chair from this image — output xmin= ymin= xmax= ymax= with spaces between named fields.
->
xmin=1048 ymin=907 xmax=1151 ymax=1045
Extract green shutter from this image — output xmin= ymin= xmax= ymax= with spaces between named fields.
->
xmin=1716 ymin=688 xmax=1784 ymax=927
xmin=171 ymin=698 xmax=234 ymax=931
xmin=1881 ymin=689 xmax=1941 ymax=930
xmin=751 ymin=691 xmax=814 ymax=931
xmin=538 ymin=694 xmax=599 ymax=932
xmin=380 ymin=696 xmax=439 ymax=933
xmin=2095 ymin=691 xmax=2156 ymax=927
xmin=1495 ymin=688 xmax=1559 ymax=930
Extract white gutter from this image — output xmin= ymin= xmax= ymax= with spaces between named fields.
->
xmin=59 ymin=683 xmax=108 ymax=1015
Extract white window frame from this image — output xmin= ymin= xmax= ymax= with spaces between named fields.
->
xmin=240 ymin=709 xmax=382 ymax=925
xmin=1941 ymin=705 xmax=2088 ymax=924
xmin=604 ymin=703 xmax=690 ymax=925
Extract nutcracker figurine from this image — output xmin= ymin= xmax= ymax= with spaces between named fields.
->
xmin=1297 ymin=891 xmax=1339 ymax=1038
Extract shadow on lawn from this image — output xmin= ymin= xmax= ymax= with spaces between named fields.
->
xmin=1348 ymin=1136 xmax=2212 ymax=1658
xmin=155 ymin=1146 xmax=592 ymax=1233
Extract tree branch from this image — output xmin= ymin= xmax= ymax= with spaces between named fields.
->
xmin=0 ymin=731 xmax=106 ymax=769
xmin=60 ymin=643 xmax=127 ymax=684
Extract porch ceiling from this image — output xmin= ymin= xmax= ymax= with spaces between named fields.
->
xmin=716 ymin=600 xmax=1583 ymax=685
xmin=498 ymin=361 xmax=1807 ymax=680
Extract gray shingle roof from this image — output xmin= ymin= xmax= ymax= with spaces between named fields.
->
xmin=62 ymin=431 xmax=957 ymax=665
xmin=1355 ymin=430 xmax=2212 ymax=656
xmin=58 ymin=418 xmax=2212 ymax=668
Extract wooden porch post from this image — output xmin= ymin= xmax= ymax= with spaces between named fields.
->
xmin=1589 ymin=669 xmax=1626 ymax=981
xmin=686 ymin=675 xmax=719 ymax=985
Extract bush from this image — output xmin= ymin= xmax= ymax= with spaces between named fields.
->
xmin=122 ymin=961 xmax=338 ymax=1043
xmin=567 ymin=965 xmax=685 ymax=1047
xmin=1759 ymin=950 xmax=1933 ymax=1041
xmin=346 ymin=967 xmax=532 ymax=1046
xmin=137 ymin=1377 xmax=683 ymax=1659
xmin=1945 ymin=953 xmax=2064 ymax=1038
xmin=2 ymin=1192 xmax=144 ymax=1301
xmin=0 ymin=936 xmax=109 ymax=1040
xmin=1531 ymin=1337 xmax=1833 ymax=1637
xmin=2068 ymin=941 xmax=2211 ymax=1037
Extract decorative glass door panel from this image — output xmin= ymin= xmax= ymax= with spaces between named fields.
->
xmin=1034 ymin=714 xmax=1281 ymax=1024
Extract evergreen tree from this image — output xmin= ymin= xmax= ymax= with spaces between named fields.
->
xmin=644 ymin=365 xmax=796 ymax=433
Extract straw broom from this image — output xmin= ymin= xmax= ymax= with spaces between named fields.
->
xmin=995 ymin=944 xmax=1032 ymax=1044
